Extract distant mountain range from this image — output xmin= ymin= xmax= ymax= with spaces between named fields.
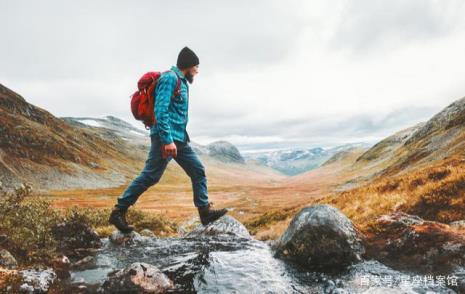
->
xmin=243 ymin=143 xmax=369 ymax=175
xmin=63 ymin=117 xmax=246 ymax=164
xmin=63 ymin=115 xmax=369 ymax=176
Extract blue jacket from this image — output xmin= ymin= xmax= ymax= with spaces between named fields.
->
xmin=150 ymin=66 xmax=190 ymax=144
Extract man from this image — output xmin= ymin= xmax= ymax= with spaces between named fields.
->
xmin=109 ymin=46 xmax=228 ymax=233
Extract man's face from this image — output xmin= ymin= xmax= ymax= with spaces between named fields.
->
xmin=185 ymin=65 xmax=199 ymax=84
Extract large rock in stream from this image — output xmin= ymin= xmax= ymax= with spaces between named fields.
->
xmin=274 ymin=204 xmax=365 ymax=271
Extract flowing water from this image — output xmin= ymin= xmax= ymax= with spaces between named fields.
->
xmin=68 ymin=233 xmax=457 ymax=293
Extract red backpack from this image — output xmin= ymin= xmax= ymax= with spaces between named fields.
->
xmin=130 ymin=71 xmax=181 ymax=130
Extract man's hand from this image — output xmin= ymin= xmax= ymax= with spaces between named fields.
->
xmin=161 ymin=143 xmax=177 ymax=159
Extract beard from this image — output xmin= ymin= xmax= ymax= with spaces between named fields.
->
xmin=185 ymin=72 xmax=194 ymax=84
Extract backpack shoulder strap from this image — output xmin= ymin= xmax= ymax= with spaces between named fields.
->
xmin=170 ymin=70 xmax=181 ymax=99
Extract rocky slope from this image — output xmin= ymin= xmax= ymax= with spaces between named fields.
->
xmin=345 ymin=96 xmax=465 ymax=179
xmin=384 ymin=97 xmax=465 ymax=175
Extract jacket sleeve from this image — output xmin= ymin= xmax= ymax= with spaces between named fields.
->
xmin=154 ymin=72 xmax=177 ymax=145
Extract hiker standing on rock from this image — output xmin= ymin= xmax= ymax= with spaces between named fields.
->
xmin=110 ymin=47 xmax=228 ymax=233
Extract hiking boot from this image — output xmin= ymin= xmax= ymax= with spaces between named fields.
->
xmin=109 ymin=206 xmax=134 ymax=233
xmin=121 ymin=209 xmax=131 ymax=227
xmin=197 ymin=202 xmax=228 ymax=226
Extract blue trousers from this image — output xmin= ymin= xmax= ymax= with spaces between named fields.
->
xmin=116 ymin=134 xmax=209 ymax=209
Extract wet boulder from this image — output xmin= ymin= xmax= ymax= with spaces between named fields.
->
xmin=51 ymin=255 xmax=71 ymax=279
xmin=52 ymin=221 xmax=101 ymax=259
xmin=0 ymin=249 xmax=17 ymax=269
xmin=186 ymin=215 xmax=251 ymax=239
xmin=109 ymin=230 xmax=147 ymax=245
xmin=19 ymin=268 xmax=56 ymax=293
xmin=274 ymin=204 xmax=365 ymax=271
xmin=100 ymin=262 xmax=174 ymax=293
xmin=364 ymin=211 xmax=465 ymax=273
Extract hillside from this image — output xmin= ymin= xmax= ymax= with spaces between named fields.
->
xmin=0 ymin=84 xmax=282 ymax=193
xmin=312 ymin=96 xmax=465 ymax=231
xmin=249 ymin=95 xmax=465 ymax=239
xmin=0 ymin=84 xmax=147 ymax=191
xmin=383 ymin=97 xmax=465 ymax=175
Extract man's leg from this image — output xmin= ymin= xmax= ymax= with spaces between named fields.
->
xmin=116 ymin=134 xmax=171 ymax=209
xmin=173 ymin=140 xmax=227 ymax=225
xmin=172 ymin=140 xmax=209 ymax=207
xmin=110 ymin=135 xmax=171 ymax=232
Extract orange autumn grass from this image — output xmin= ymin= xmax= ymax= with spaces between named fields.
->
xmin=314 ymin=155 xmax=465 ymax=234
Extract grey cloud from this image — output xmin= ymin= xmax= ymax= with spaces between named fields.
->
xmin=330 ymin=0 xmax=465 ymax=53
xmin=2 ymin=0 xmax=465 ymax=151
xmin=189 ymin=105 xmax=437 ymax=144
xmin=0 ymin=0 xmax=302 ymax=80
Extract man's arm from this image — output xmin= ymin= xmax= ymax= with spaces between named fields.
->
xmin=154 ymin=72 xmax=177 ymax=145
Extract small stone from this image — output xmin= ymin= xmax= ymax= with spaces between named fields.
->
xmin=109 ymin=230 xmax=145 ymax=245
xmin=140 ymin=229 xmax=156 ymax=237
xmin=332 ymin=288 xmax=349 ymax=294
xmin=99 ymin=262 xmax=174 ymax=293
xmin=19 ymin=268 xmax=56 ymax=293
xmin=0 ymin=249 xmax=17 ymax=269
xmin=450 ymin=220 xmax=465 ymax=229
xmin=52 ymin=255 xmax=70 ymax=279
xmin=72 ymin=256 xmax=96 ymax=270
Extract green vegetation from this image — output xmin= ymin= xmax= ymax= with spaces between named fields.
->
xmin=0 ymin=183 xmax=60 ymax=265
xmin=0 ymin=183 xmax=177 ymax=267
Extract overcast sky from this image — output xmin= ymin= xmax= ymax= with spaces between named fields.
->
xmin=2 ymin=0 xmax=465 ymax=151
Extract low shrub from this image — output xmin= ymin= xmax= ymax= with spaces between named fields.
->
xmin=0 ymin=184 xmax=62 ymax=264
xmin=0 ymin=183 xmax=178 ymax=266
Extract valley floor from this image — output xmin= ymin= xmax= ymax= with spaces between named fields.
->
xmin=41 ymin=151 xmax=362 ymax=240
xmin=41 ymin=147 xmax=465 ymax=242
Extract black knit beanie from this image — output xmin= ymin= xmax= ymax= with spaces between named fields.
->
xmin=176 ymin=46 xmax=199 ymax=70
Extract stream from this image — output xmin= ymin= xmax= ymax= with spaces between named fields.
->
xmin=65 ymin=217 xmax=456 ymax=294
